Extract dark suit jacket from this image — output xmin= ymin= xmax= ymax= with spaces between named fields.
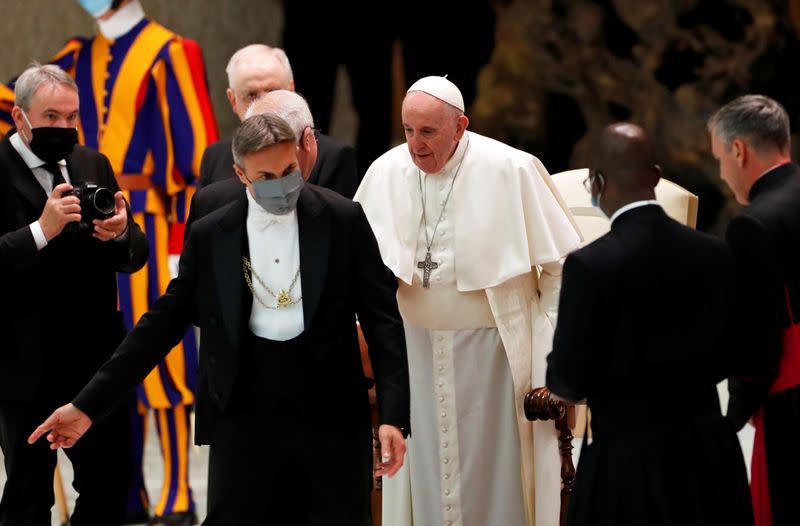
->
xmin=725 ymin=162 xmax=800 ymax=429
xmin=0 ymin=134 xmax=148 ymax=403
xmin=547 ymin=205 xmax=737 ymax=403
xmin=198 ymin=134 xmax=359 ymax=198
xmin=545 ymin=205 xmax=752 ymax=526
xmin=73 ymin=182 xmax=409 ymax=445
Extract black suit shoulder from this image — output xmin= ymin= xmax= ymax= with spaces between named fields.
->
xmin=194 ymin=176 xmax=244 ymax=209
xmin=548 ymin=204 xmax=736 ymax=403
xmin=310 ymin=133 xmax=358 ymax=199
xmin=198 ymin=138 xmax=234 ymax=189
xmin=306 ymin=182 xmax=361 ymax=216
xmin=742 ymin=163 xmax=800 ymax=224
xmin=726 ymin=163 xmax=800 ymax=286
xmin=68 ymin=143 xmax=111 ymax=164
xmin=0 ymin=134 xmax=20 ymax=165
xmin=575 ymin=206 xmax=729 ymax=269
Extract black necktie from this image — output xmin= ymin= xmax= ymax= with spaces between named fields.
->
xmin=42 ymin=162 xmax=66 ymax=191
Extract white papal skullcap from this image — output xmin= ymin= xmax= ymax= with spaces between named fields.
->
xmin=407 ymin=75 xmax=465 ymax=112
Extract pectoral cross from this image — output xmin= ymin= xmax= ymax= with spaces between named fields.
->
xmin=417 ymin=251 xmax=439 ymax=289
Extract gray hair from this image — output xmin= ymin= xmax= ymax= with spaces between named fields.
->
xmin=708 ymin=94 xmax=791 ymax=153
xmin=231 ymin=113 xmax=297 ymax=167
xmin=243 ymin=89 xmax=314 ymax=139
xmin=225 ymin=44 xmax=293 ymax=89
xmin=14 ymin=62 xmax=78 ymax=112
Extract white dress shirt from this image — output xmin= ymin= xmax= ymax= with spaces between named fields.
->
xmin=245 ymin=189 xmax=304 ymax=341
xmin=11 ymin=132 xmax=71 ymax=250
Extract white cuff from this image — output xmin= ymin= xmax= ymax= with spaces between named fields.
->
xmin=30 ymin=221 xmax=48 ymax=250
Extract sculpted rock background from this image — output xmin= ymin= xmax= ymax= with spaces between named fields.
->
xmin=472 ymin=0 xmax=800 ymax=233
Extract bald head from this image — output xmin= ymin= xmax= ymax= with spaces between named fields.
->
xmin=245 ymin=89 xmax=318 ymax=179
xmin=225 ymin=44 xmax=295 ymax=120
xmin=246 ymin=90 xmax=313 ymax=138
xmin=588 ymin=123 xmax=661 ymax=215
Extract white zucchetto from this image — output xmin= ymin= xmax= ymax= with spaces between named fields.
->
xmin=407 ymin=75 xmax=465 ymax=112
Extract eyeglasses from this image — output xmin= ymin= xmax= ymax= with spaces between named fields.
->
xmin=583 ymin=169 xmax=605 ymax=193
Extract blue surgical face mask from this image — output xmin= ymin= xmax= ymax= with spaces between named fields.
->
xmin=590 ymin=172 xmax=605 ymax=209
xmin=77 ymin=0 xmax=113 ymax=17
xmin=250 ymin=170 xmax=304 ymax=215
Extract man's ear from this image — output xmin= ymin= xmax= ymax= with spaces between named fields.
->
xmin=301 ymin=127 xmax=314 ymax=152
xmin=233 ymin=163 xmax=248 ymax=184
xmin=10 ymin=106 xmax=26 ymax=135
xmin=454 ymin=114 xmax=469 ymax=140
xmin=732 ymin=138 xmax=748 ymax=168
xmin=652 ymin=164 xmax=662 ymax=188
xmin=226 ymin=88 xmax=238 ymax=115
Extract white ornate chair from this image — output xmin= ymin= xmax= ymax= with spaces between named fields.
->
xmin=551 ymin=168 xmax=698 ymax=245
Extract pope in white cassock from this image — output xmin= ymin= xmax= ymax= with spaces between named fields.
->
xmin=354 ymin=76 xmax=582 ymax=526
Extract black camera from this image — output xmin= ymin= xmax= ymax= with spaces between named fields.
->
xmin=63 ymin=182 xmax=116 ymax=234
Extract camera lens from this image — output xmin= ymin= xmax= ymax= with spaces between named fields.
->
xmin=92 ymin=187 xmax=116 ymax=217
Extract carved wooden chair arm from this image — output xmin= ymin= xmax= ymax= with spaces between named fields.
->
xmin=524 ymin=386 xmax=567 ymax=422
xmin=524 ymin=386 xmax=576 ymax=526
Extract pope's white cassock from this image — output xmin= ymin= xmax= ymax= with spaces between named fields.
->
xmin=355 ymin=128 xmax=581 ymax=526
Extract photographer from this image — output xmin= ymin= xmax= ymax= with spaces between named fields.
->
xmin=0 ymin=63 xmax=147 ymax=525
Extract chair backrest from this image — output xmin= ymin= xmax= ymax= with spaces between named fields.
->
xmin=551 ymin=168 xmax=699 ymax=246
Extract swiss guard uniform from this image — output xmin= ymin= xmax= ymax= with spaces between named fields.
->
xmin=1 ymin=2 xmax=218 ymax=523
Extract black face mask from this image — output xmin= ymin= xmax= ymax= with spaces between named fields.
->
xmin=21 ymin=112 xmax=78 ymax=163
xmin=28 ymin=127 xmax=78 ymax=164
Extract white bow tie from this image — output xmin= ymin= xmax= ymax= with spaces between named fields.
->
xmin=246 ymin=190 xmax=294 ymax=231
xmin=248 ymin=213 xmax=280 ymax=232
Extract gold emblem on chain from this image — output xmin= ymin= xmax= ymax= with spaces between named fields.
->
xmin=242 ymin=256 xmax=301 ymax=309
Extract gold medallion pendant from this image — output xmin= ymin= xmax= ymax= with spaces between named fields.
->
xmin=276 ymin=290 xmax=292 ymax=308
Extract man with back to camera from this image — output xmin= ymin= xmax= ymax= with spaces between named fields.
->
xmin=199 ymin=44 xmax=358 ymax=198
xmin=546 ymin=122 xmax=753 ymax=526
xmin=0 ymin=63 xmax=148 ymax=525
xmin=29 ymin=112 xmax=411 ymax=526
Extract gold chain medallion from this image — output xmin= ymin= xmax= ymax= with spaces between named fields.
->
xmin=276 ymin=290 xmax=292 ymax=308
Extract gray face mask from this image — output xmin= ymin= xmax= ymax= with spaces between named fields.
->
xmin=250 ymin=170 xmax=304 ymax=215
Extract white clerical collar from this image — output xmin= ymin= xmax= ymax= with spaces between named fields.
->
xmin=610 ymin=200 xmax=660 ymax=225
xmin=97 ymin=0 xmax=145 ymax=40
xmin=245 ymin=187 xmax=297 ymax=225
xmin=421 ymin=132 xmax=470 ymax=177
xmin=9 ymin=132 xmax=67 ymax=169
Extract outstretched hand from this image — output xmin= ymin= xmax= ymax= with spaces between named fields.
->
xmin=28 ymin=403 xmax=92 ymax=450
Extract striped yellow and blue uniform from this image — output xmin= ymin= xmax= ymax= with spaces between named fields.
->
xmin=1 ymin=18 xmax=219 ymax=518
xmin=0 ymin=84 xmax=13 ymax=137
